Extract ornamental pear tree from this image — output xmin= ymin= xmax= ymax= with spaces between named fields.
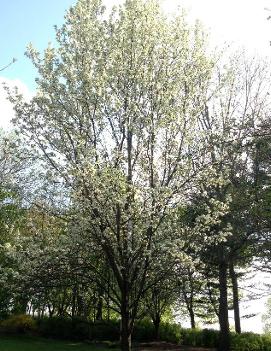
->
xmin=7 ymin=0 xmax=218 ymax=349
xmin=0 ymin=131 xmax=32 ymax=316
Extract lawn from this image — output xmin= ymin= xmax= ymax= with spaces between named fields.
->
xmin=0 ymin=336 xmax=112 ymax=351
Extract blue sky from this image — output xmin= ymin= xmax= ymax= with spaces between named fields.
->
xmin=0 ymin=0 xmax=76 ymax=90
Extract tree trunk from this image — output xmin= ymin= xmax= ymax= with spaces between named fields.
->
xmin=218 ymin=261 xmax=230 ymax=351
xmin=229 ymin=262 xmax=241 ymax=334
xmin=182 ymin=288 xmax=196 ymax=329
xmin=120 ymin=284 xmax=132 ymax=351
xmin=77 ymin=293 xmax=85 ymax=317
xmin=71 ymin=286 xmax=77 ymax=318
xmin=120 ymin=311 xmax=131 ymax=351
xmin=48 ymin=304 xmax=54 ymax=318
xmin=96 ymin=296 xmax=103 ymax=321
xmin=153 ymin=314 xmax=161 ymax=340
xmin=189 ymin=308 xmax=196 ymax=329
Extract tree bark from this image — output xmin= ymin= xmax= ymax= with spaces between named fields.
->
xmin=120 ymin=310 xmax=131 ymax=351
xmin=229 ymin=262 xmax=241 ymax=334
xmin=153 ymin=314 xmax=161 ymax=340
xmin=120 ymin=283 xmax=132 ymax=351
xmin=71 ymin=286 xmax=77 ymax=318
xmin=218 ymin=261 xmax=230 ymax=351
xmin=96 ymin=296 xmax=103 ymax=321
xmin=48 ymin=304 xmax=54 ymax=318
xmin=189 ymin=308 xmax=196 ymax=329
xmin=182 ymin=287 xmax=196 ymax=329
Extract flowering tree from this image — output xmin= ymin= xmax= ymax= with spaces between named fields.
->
xmin=7 ymin=0 xmax=217 ymax=349
xmin=0 ymin=131 xmax=32 ymax=315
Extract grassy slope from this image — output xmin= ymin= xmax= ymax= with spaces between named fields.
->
xmin=0 ymin=336 xmax=112 ymax=351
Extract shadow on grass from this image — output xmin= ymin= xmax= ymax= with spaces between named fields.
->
xmin=0 ymin=336 xmax=113 ymax=351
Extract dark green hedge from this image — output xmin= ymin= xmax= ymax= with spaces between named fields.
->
xmin=0 ymin=315 xmax=181 ymax=343
xmin=36 ymin=317 xmax=182 ymax=343
xmin=180 ymin=328 xmax=219 ymax=348
xmin=133 ymin=319 xmax=181 ymax=343
xmin=181 ymin=328 xmax=271 ymax=351
xmin=2 ymin=314 xmax=271 ymax=351
xmin=36 ymin=317 xmax=119 ymax=341
xmin=230 ymin=332 xmax=271 ymax=351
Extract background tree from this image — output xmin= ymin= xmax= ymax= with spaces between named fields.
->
xmin=183 ymin=55 xmax=271 ymax=350
xmin=262 ymin=297 xmax=271 ymax=334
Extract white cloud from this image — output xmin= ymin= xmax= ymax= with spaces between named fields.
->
xmin=178 ymin=0 xmax=271 ymax=55
xmin=0 ymin=77 xmax=33 ymax=130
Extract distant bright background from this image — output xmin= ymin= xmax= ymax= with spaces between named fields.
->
xmin=0 ymin=0 xmax=271 ymax=332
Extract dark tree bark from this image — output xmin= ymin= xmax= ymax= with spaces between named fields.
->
xmin=96 ymin=296 xmax=103 ymax=321
xmin=229 ymin=262 xmax=241 ymax=334
xmin=120 ymin=309 xmax=132 ymax=351
xmin=77 ymin=293 xmax=85 ymax=317
xmin=48 ymin=303 xmax=55 ymax=318
xmin=189 ymin=308 xmax=196 ymax=329
xmin=181 ymin=281 xmax=196 ymax=329
xmin=153 ymin=314 xmax=161 ymax=340
xmin=71 ymin=286 xmax=77 ymax=318
xmin=218 ymin=261 xmax=230 ymax=351
xmin=120 ymin=281 xmax=132 ymax=351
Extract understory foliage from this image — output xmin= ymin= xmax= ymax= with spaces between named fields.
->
xmin=0 ymin=1 xmax=270 ymax=351
xmin=1 ymin=315 xmax=271 ymax=351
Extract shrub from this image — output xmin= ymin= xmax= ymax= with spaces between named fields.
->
xmin=36 ymin=316 xmax=74 ymax=339
xmin=36 ymin=316 xmax=91 ymax=340
xmin=180 ymin=328 xmax=271 ymax=351
xmin=0 ymin=314 xmax=37 ymax=334
xmin=180 ymin=328 xmax=202 ymax=347
xmin=132 ymin=319 xmax=181 ymax=343
xmin=5 ymin=314 xmax=271 ymax=351
xmin=159 ymin=322 xmax=182 ymax=344
xmin=261 ymin=335 xmax=271 ymax=351
xmin=73 ymin=317 xmax=91 ymax=340
xmin=180 ymin=328 xmax=219 ymax=348
xmin=133 ymin=319 xmax=155 ymax=342
xmin=201 ymin=328 xmax=220 ymax=348
xmin=88 ymin=319 xmax=119 ymax=341
xmin=230 ymin=332 xmax=271 ymax=351
xmin=7 ymin=314 xmax=271 ymax=351
xmin=35 ymin=317 xmax=120 ymax=341
xmin=43 ymin=317 xmax=183 ymax=344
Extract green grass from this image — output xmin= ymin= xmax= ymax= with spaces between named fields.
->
xmin=0 ymin=336 xmax=114 ymax=351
